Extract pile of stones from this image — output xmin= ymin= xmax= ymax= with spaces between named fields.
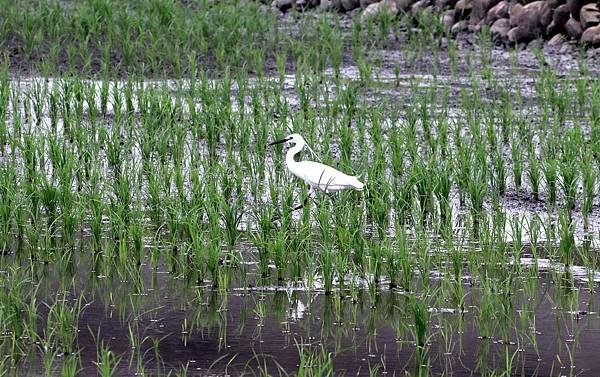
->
xmin=272 ymin=0 xmax=600 ymax=47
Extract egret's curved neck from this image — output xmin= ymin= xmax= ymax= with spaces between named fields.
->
xmin=285 ymin=142 xmax=304 ymax=170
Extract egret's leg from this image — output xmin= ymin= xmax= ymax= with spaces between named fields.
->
xmin=293 ymin=188 xmax=315 ymax=211
xmin=293 ymin=198 xmax=309 ymax=211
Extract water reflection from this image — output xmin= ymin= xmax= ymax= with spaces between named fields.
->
xmin=2 ymin=242 xmax=600 ymax=376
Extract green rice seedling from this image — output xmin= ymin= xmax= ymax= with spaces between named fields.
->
xmin=560 ymin=159 xmax=579 ymax=212
xmin=205 ymin=210 xmax=223 ymax=287
xmin=366 ymin=181 xmax=390 ymax=239
xmin=414 ymin=162 xmax=435 ymax=225
xmin=415 ymin=233 xmax=431 ymax=291
xmin=582 ymin=151 xmax=596 ymax=227
xmin=45 ymin=291 xmax=85 ymax=356
xmin=511 ymin=135 xmax=523 ymax=191
xmin=272 ymin=229 xmax=288 ymax=283
xmin=454 ymin=138 xmax=471 ymax=208
xmin=251 ymin=205 xmax=276 ymax=279
xmin=468 ymin=168 xmax=487 ymax=236
xmin=411 ymin=294 xmax=431 ymax=368
xmin=543 ymin=154 xmax=558 ymax=206
xmin=510 ymin=215 xmax=523 ymax=266
xmin=558 ymin=211 xmax=575 ymax=268
xmin=393 ymin=173 xmax=414 ymax=226
xmin=527 ymin=147 xmax=541 ymax=201
xmin=94 ymin=341 xmax=121 ymax=377
xmin=395 ymin=225 xmax=412 ymax=292
xmin=60 ymin=353 xmax=80 ymax=377
xmin=295 ymin=340 xmax=334 ymax=377
xmin=0 ymin=176 xmax=15 ymax=251
xmin=40 ymin=177 xmax=60 ymax=231
xmin=316 ymin=202 xmax=335 ymax=295
xmin=219 ymin=168 xmax=245 ymax=255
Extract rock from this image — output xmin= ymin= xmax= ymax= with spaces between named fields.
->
xmin=580 ymin=3 xmax=600 ymax=29
xmin=508 ymin=1 xmax=551 ymax=42
xmin=396 ymin=0 xmax=416 ymax=12
xmin=320 ymin=0 xmax=334 ymax=9
xmin=471 ymin=20 xmax=483 ymax=32
xmin=491 ymin=18 xmax=511 ymax=39
xmin=435 ymin=0 xmax=448 ymax=11
xmin=410 ymin=0 xmax=429 ymax=16
xmin=451 ymin=20 xmax=469 ymax=34
xmin=341 ymin=0 xmax=360 ymax=11
xmin=442 ymin=9 xmax=457 ymax=29
xmin=527 ymin=1 xmax=552 ymax=27
xmin=362 ymin=0 xmax=399 ymax=19
xmin=546 ymin=4 xmax=571 ymax=35
xmin=553 ymin=4 xmax=571 ymax=27
xmin=507 ymin=26 xmax=535 ymax=43
xmin=587 ymin=47 xmax=600 ymax=57
xmin=565 ymin=16 xmax=584 ymax=38
xmin=360 ymin=0 xmax=379 ymax=7
xmin=547 ymin=33 xmax=566 ymax=46
xmin=273 ymin=0 xmax=294 ymax=12
xmin=455 ymin=0 xmax=472 ymax=19
xmin=547 ymin=0 xmax=566 ymax=8
xmin=509 ymin=3 xmax=523 ymax=27
xmin=435 ymin=0 xmax=459 ymax=11
xmin=471 ymin=0 xmax=501 ymax=23
xmin=486 ymin=1 xmax=509 ymax=23
xmin=567 ymin=0 xmax=583 ymax=20
xmin=581 ymin=24 xmax=600 ymax=45
xmin=559 ymin=42 xmax=571 ymax=53
xmin=546 ymin=21 xmax=563 ymax=36
xmin=295 ymin=0 xmax=310 ymax=10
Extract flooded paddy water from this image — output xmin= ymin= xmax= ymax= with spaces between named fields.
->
xmin=3 ymin=4 xmax=600 ymax=376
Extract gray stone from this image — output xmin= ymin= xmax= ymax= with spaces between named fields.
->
xmin=486 ymin=1 xmax=509 ymax=23
xmin=410 ymin=0 xmax=429 ymax=16
xmin=547 ymin=0 xmax=566 ymax=9
xmin=580 ymin=3 xmax=600 ymax=29
xmin=295 ymin=0 xmax=309 ymax=10
xmin=451 ymin=20 xmax=469 ymax=34
xmin=454 ymin=0 xmax=472 ymax=19
xmin=567 ymin=0 xmax=583 ymax=20
xmin=565 ymin=17 xmax=584 ymax=38
xmin=509 ymin=3 xmax=523 ymax=27
xmin=553 ymin=4 xmax=571 ymax=27
xmin=546 ymin=4 xmax=571 ymax=35
xmin=273 ymin=0 xmax=295 ymax=12
xmin=362 ymin=0 xmax=399 ymax=19
xmin=508 ymin=1 xmax=551 ymax=42
xmin=581 ymin=24 xmax=600 ymax=45
xmin=491 ymin=18 xmax=511 ymax=39
xmin=341 ymin=0 xmax=360 ymax=11
xmin=396 ymin=0 xmax=417 ymax=12
xmin=360 ymin=0 xmax=380 ymax=7
xmin=471 ymin=0 xmax=501 ymax=23
xmin=559 ymin=42 xmax=571 ymax=53
xmin=435 ymin=0 xmax=459 ymax=10
xmin=507 ymin=26 xmax=536 ymax=43
xmin=547 ymin=33 xmax=566 ymax=46
xmin=320 ymin=0 xmax=334 ymax=9
xmin=442 ymin=9 xmax=457 ymax=30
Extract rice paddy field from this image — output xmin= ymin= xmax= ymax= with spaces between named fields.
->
xmin=2 ymin=1 xmax=600 ymax=376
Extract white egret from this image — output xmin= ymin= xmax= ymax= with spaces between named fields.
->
xmin=268 ymin=133 xmax=364 ymax=210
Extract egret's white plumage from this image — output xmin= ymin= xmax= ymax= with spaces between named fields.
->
xmin=270 ymin=133 xmax=364 ymax=198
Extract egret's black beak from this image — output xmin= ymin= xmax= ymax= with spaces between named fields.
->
xmin=268 ymin=137 xmax=291 ymax=146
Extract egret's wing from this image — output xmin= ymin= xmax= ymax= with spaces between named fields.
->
xmin=298 ymin=161 xmax=354 ymax=189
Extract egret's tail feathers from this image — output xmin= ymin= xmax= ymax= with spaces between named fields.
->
xmin=351 ymin=177 xmax=365 ymax=191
